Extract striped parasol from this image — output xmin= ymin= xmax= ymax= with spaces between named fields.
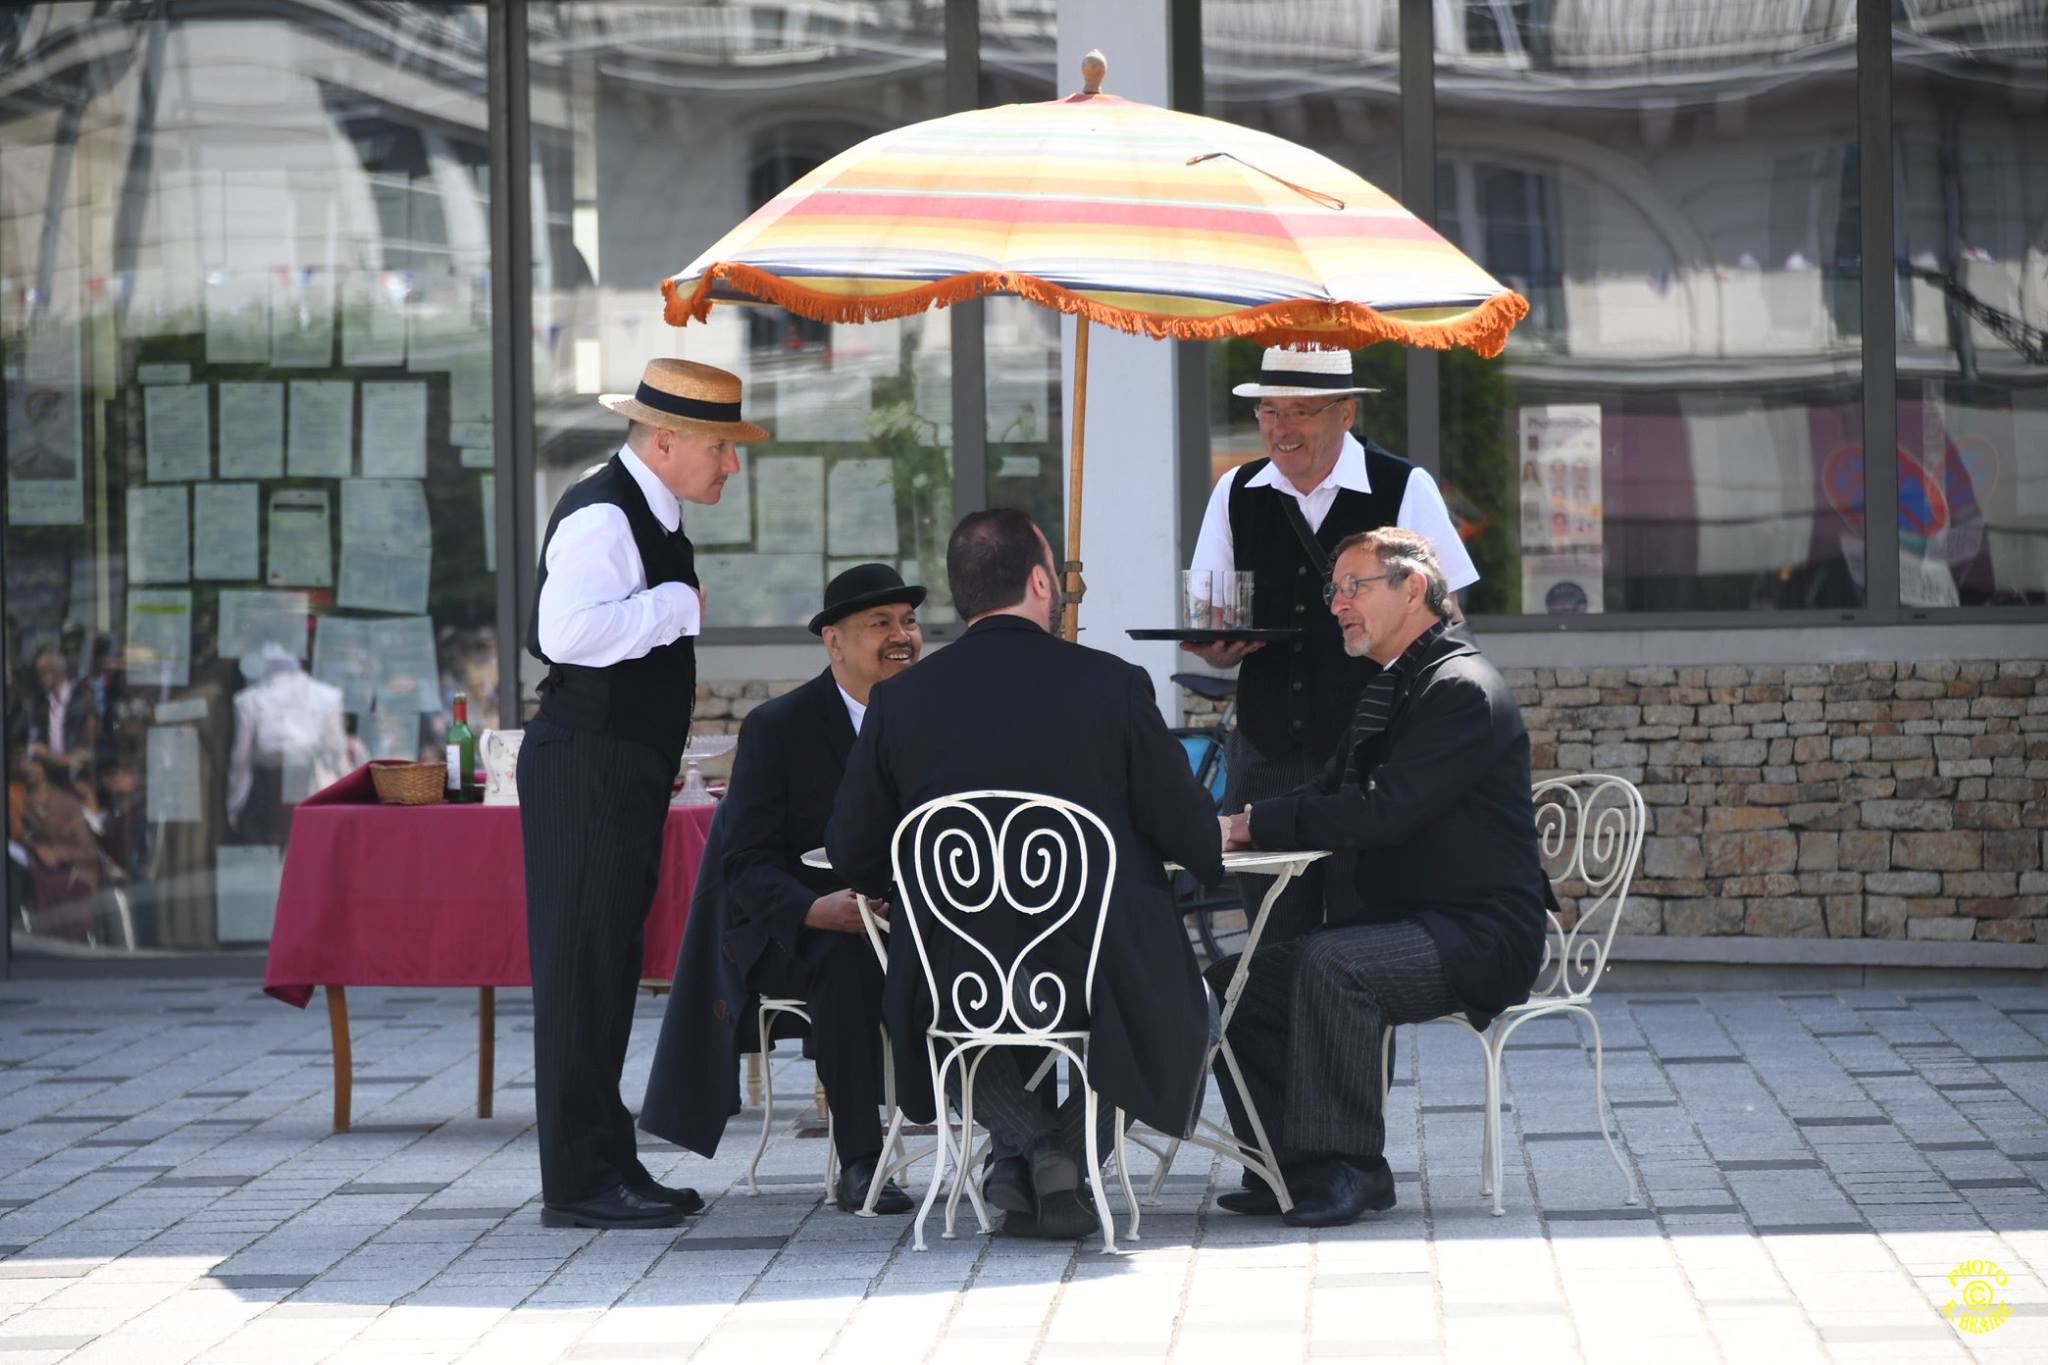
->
xmin=663 ymin=53 xmax=1529 ymax=636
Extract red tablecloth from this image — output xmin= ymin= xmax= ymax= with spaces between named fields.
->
xmin=263 ymin=765 xmax=713 ymax=1008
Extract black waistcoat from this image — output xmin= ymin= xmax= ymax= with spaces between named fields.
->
xmin=526 ymin=455 xmax=699 ymax=768
xmin=1227 ymin=441 xmax=1412 ymax=759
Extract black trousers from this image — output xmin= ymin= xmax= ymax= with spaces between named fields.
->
xmin=519 ymin=717 xmax=673 ymax=1205
xmin=1222 ymin=729 xmax=1328 ymax=946
xmin=747 ymin=929 xmax=888 ymax=1165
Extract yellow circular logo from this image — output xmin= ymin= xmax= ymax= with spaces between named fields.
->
xmin=1943 ymin=1260 xmax=2012 ymax=1335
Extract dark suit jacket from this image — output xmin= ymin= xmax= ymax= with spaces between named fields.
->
xmin=1246 ymin=630 xmax=1548 ymax=1019
xmin=825 ymin=615 xmax=1225 ymax=1138
xmin=638 ymin=668 xmax=855 ymax=1157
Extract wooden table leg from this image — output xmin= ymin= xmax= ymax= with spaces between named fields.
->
xmin=325 ymin=985 xmax=351 ymax=1133
xmin=477 ymin=987 xmax=495 ymax=1119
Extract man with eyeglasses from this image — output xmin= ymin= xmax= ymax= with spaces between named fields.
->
xmin=1184 ymin=346 xmax=1479 ymax=944
xmin=1208 ymin=527 xmax=1547 ymax=1227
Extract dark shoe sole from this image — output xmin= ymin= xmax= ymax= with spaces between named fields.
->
xmin=1216 ymin=1185 xmax=1283 ymax=1216
xmin=1280 ymin=1188 xmax=1395 ymax=1228
xmin=634 ymin=1190 xmax=704 ymax=1216
xmin=540 ymin=1204 xmax=689 ymax=1230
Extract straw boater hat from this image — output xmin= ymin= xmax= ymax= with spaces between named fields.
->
xmin=809 ymin=562 xmax=926 ymax=635
xmin=599 ymin=358 xmax=769 ymax=442
xmin=1230 ymin=346 xmax=1382 ymax=398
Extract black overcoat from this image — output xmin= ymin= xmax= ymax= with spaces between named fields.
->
xmin=824 ymin=615 xmax=1225 ymax=1139
xmin=638 ymin=668 xmax=854 ymax=1156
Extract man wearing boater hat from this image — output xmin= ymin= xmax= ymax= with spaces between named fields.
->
xmin=639 ymin=564 xmax=925 ymax=1217
xmin=520 ymin=357 xmax=761 ymax=1229
xmin=1185 ymin=346 xmax=1479 ymax=945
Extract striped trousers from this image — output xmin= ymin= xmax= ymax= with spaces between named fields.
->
xmin=518 ymin=716 xmax=674 ymax=1205
xmin=1206 ymin=918 xmax=1458 ymax=1162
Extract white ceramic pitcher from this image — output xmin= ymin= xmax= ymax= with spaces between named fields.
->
xmin=479 ymin=728 xmax=524 ymax=806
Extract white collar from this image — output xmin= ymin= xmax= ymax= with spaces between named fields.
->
xmin=1244 ymin=431 xmax=1371 ymax=498
xmin=836 ymin=683 xmax=867 ymax=734
xmin=617 ymin=443 xmax=681 ymax=533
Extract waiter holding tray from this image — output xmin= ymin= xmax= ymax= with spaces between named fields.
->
xmin=1182 ymin=346 xmax=1478 ymax=943
xmin=519 ymin=357 xmax=763 ymax=1230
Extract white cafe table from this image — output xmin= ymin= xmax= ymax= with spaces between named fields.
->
xmin=800 ymin=844 xmax=1329 ymax=1215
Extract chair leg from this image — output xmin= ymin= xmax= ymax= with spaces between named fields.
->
xmin=913 ymin=1044 xmax=953 ymax=1252
xmin=1081 ymin=1078 xmax=1117 ymax=1254
xmin=1581 ymin=1009 xmax=1640 ymax=1206
xmin=1379 ymin=1025 xmax=1395 ymax=1108
xmin=823 ymin=1106 xmax=837 ymax=1197
xmin=861 ymin=1027 xmax=899 ymax=1217
xmin=1484 ymin=1033 xmax=1507 ymax=1218
xmin=946 ymin=1049 xmax=989 ymax=1240
xmin=746 ymin=1009 xmax=777 ymax=1197
xmin=1112 ymin=1105 xmax=1140 ymax=1241
xmin=1145 ymin=1137 xmax=1178 ymax=1205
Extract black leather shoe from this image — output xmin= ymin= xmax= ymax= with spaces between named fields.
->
xmin=835 ymin=1155 xmax=913 ymax=1215
xmin=982 ymin=1154 xmax=1033 ymax=1215
xmin=1004 ymin=1187 xmax=1099 ymax=1239
xmin=627 ymin=1176 xmax=704 ymax=1216
xmin=1216 ymin=1178 xmax=1283 ymax=1216
xmin=541 ymin=1183 xmax=690 ymax=1229
xmin=1028 ymin=1134 xmax=1078 ymax=1202
xmin=1280 ymin=1157 xmax=1396 ymax=1228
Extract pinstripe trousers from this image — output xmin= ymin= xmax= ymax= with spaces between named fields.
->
xmin=1206 ymin=919 xmax=1458 ymax=1162
xmin=518 ymin=716 xmax=674 ymax=1204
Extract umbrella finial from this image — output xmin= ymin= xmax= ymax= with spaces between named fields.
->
xmin=1080 ymin=49 xmax=1107 ymax=94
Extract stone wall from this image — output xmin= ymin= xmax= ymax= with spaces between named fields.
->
xmin=700 ymin=659 xmax=2048 ymax=943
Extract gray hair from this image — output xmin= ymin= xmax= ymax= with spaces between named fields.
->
xmin=1331 ymin=527 xmax=1450 ymax=619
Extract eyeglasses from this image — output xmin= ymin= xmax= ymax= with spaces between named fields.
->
xmin=1254 ymin=399 xmax=1347 ymax=424
xmin=1322 ymin=573 xmax=1389 ymax=605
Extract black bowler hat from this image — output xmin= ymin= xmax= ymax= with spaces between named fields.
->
xmin=809 ymin=563 xmax=927 ymax=635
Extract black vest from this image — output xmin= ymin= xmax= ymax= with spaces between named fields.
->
xmin=1227 ymin=440 xmax=1412 ymax=759
xmin=527 ymin=455 xmax=699 ymax=767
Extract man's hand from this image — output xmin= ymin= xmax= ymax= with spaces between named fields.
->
xmin=1179 ymin=638 xmax=1265 ymax=668
xmin=804 ymin=889 xmax=866 ymax=934
xmin=1219 ymin=805 xmax=1255 ymax=852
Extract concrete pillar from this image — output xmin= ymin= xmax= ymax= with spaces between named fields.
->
xmin=1056 ymin=0 xmax=1184 ymax=718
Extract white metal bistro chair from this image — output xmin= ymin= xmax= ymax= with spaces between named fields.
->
xmin=1385 ymin=772 xmax=1647 ymax=1216
xmin=892 ymin=790 xmax=1137 ymax=1253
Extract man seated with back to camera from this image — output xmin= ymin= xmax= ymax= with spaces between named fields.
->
xmin=1210 ymin=527 xmax=1549 ymax=1227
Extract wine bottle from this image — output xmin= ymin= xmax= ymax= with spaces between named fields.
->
xmin=447 ymin=693 xmax=477 ymax=803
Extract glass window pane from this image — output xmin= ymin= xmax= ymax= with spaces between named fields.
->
xmin=3 ymin=3 xmax=496 ymax=955
xmin=1438 ymin=3 xmax=1865 ymax=615
xmin=525 ymin=2 xmax=955 ymax=682
xmin=1893 ymin=8 xmax=2048 ymax=607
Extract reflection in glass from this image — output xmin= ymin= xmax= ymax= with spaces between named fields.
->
xmin=526 ymin=2 xmax=957 ymax=668
xmin=1 ymin=3 xmax=497 ymax=955
xmin=1893 ymin=9 xmax=2048 ymax=606
xmin=1438 ymin=2 xmax=1865 ymax=614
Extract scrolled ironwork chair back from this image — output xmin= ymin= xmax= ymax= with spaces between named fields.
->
xmin=1529 ymin=773 xmax=1646 ymax=1002
xmin=890 ymin=790 xmax=1116 ymax=1039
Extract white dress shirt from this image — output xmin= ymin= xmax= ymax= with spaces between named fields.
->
xmin=1188 ymin=432 xmax=1480 ymax=593
xmin=536 ymin=444 xmax=703 ymax=667
xmin=837 ymin=683 xmax=867 ymax=735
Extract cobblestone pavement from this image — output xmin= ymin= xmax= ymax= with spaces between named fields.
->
xmin=2 ymin=980 xmax=2046 ymax=1363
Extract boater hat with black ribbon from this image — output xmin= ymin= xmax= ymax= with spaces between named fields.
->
xmin=599 ymin=357 xmax=770 ymax=442
xmin=1230 ymin=345 xmax=1382 ymax=398
xmin=809 ymin=562 xmax=927 ymax=635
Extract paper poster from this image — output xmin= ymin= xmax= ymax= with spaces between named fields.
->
xmin=216 ymin=845 xmax=284 ymax=941
xmin=449 ymin=346 xmax=491 ymax=421
xmin=268 ymin=266 xmax=335 ymax=368
xmin=5 ymin=318 xmax=85 ymax=525
xmin=686 ymin=447 xmax=752 ymax=546
xmin=143 ymin=383 xmax=211 ymax=481
xmin=341 ymin=478 xmax=430 ymax=549
xmin=146 ymin=725 xmax=203 ymax=823
xmin=338 ymin=545 xmax=430 ymax=614
xmin=218 ymin=382 xmax=285 ymax=477
xmin=125 ymin=589 xmax=192 ymax=687
xmin=481 ymin=475 xmax=496 ymax=573
xmin=754 ymin=457 xmax=824 ymax=552
xmin=193 ymin=483 xmax=260 ymax=581
xmin=360 ymin=381 xmax=427 ymax=478
xmin=340 ymin=269 xmax=407 ymax=367
xmin=404 ymin=264 xmax=477 ymax=370
xmin=452 ymin=419 xmax=492 ymax=456
xmin=137 ymin=363 xmax=191 ymax=385
xmin=777 ymin=371 xmax=871 ymax=442
xmin=218 ymin=588 xmax=309 ymax=660
xmin=287 ymin=380 xmax=353 ymax=477
xmin=203 ymin=270 xmax=269 ymax=364
xmin=1518 ymin=405 xmax=1605 ymax=616
xmin=827 ymin=458 xmax=899 ymax=556
xmin=370 ymin=615 xmax=440 ymax=713
xmin=267 ymin=488 xmax=332 ymax=587
xmin=1521 ymin=550 xmax=1605 ymax=616
xmin=695 ymin=553 xmax=821 ymax=628
xmin=987 ymin=376 xmax=1050 ymax=444
xmin=312 ymin=615 xmax=375 ymax=713
xmin=126 ymin=486 xmax=190 ymax=584
xmin=363 ymin=703 xmax=418 ymax=760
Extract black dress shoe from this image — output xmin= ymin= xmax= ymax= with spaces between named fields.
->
xmin=541 ymin=1183 xmax=690 ymax=1230
xmin=1003 ymin=1187 xmax=1099 ymax=1239
xmin=835 ymin=1155 xmax=913 ymax=1215
xmin=1216 ymin=1179 xmax=1283 ymax=1216
xmin=1280 ymin=1157 xmax=1396 ymax=1228
xmin=982 ymin=1154 xmax=1033 ymax=1215
xmin=628 ymin=1176 xmax=704 ymax=1215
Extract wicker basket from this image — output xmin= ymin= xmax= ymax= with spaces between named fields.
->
xmin=370 ymin=759 xmax=448 ymax=806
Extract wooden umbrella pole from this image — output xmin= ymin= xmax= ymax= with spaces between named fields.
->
xmin=1062 ymin=315 xmax=1089 ymax=642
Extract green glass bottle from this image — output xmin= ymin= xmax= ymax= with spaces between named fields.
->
xmin=446 ymin=693 xmax=477 ymax=803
